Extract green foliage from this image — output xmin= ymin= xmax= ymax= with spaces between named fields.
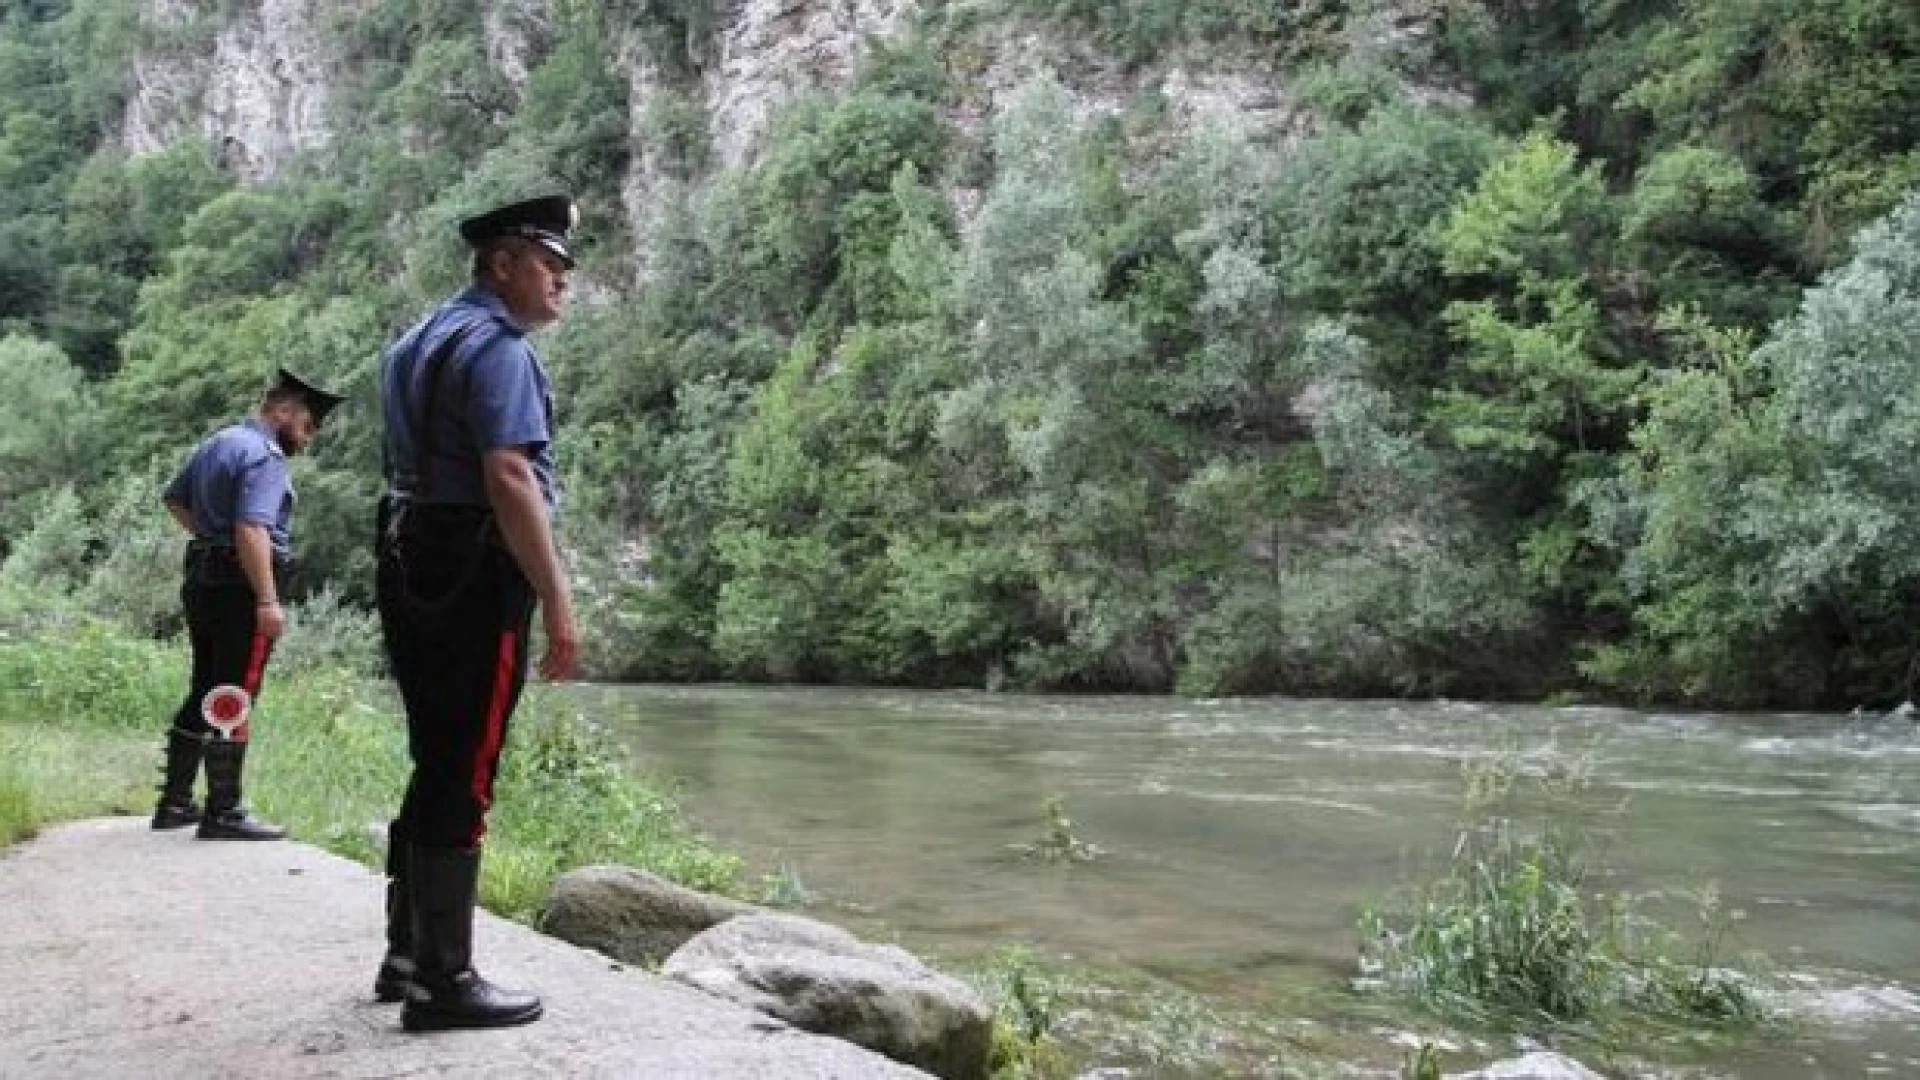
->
xmin=0 ymin=721 xmax=152 ymax=846
xmin=0 ymin=584 xmax=743 ymax=919
xmin=1620 ymin=146 xmax=1797 ymax=330
xmin=273 ymin=585 xmax=384 ymax=677
xmin=489 ymin=699 xmax=744 ymax=914
xmin=511 ymin=20 xmax=630 ymax=205
xmin=0 ymin=485 xmax=92 ymax=591
xmin=0 ymin=0 xmax=1912 ymax=705
xmin=0 ymin=336 xmax=106 ymax=547
xmin=699 ymin=91 xmax=946 ymax=330
xmin=977 ymin=946 xmax=1074 ymax=1079
xmin=0 ymin=588 xmax=180 ymax=735
xmin=1013 ymin=795 xmax=1104 ymax=863
xmin=50 ymin=140 xmax=230 ymax=372
xmin=1269 ymin=105 xmax=1501 ymax=352
xmin=1589 ymin=193 xmax=1920 ymax=704
xmin=74 ymin=469 xmax=190 ymax=637
xmin=1620 ymin=0 xmax=1920 ymax=246
xmin=1003 ymin=0 xmax=1347 ymax=63
xmin=1440 ymin=0 xmax=1919 ymax=267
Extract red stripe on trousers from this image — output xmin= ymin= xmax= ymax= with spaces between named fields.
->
xmin=468 ymin=630 xmax=518 ymax=845
xmin=242 ymin=633 xmax=271 ymax=695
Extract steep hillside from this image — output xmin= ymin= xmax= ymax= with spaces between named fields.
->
xmin=2 ymin=0 xmax=1916 ymax=705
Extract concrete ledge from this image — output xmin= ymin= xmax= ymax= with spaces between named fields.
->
xmin=0 ymin=818 xmax=929 ymax=1079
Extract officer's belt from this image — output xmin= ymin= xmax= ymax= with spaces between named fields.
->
xmin=185 ymin=539 xmax=293 ymax=565
xmin=183 ymin=541 xmax=292 ymax=587
xmin=383 ymin=499 xmax=501 ymax=546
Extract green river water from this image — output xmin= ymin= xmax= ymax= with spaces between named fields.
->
xmin=582 ymin=686 xmax=1920 ymax=1078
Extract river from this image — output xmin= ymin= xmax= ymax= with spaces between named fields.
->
xmin=582 ymin=686 xmax=1920 ymax=1077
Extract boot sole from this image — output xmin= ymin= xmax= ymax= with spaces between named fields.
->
xmin=401 ymin=1001 xmax=543 ymax=1032
xmin=374 ymin=963 xmax=415 ymax=1003
xmin=194 ymin=830 xmax=288 ymax=841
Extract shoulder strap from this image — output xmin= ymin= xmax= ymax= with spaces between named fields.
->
xmin=413 ymin=319 xmax=485 ymax=499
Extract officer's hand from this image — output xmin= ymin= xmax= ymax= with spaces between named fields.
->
xmin=255 ymin=600 xmax=287 ymax=640
xmin=539 ymin=607 xmax=579 ymax=681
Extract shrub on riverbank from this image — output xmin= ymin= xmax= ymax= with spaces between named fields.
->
xmin=1360 ymin=756 xmax=1763 ymax=1035
xmin=0 ymin=585 xmax=742 ymax=917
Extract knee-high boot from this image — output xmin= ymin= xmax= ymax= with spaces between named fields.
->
xmin=151 ymin=728 xmax=205 ymax=830
xmin=401 ymin=845 xmax=541 ymax=1032
xmin=374 ymin=824 xmax=414 ymax=1002
xmin=195 ymin=739 xmax=286 ymax=841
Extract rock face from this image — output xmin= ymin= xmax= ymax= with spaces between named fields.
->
xmin=123 ymin=0 xmax=1309 ymax=267
xmin=664 ymin=911 xmax=994 ymax=1080
xmin=114 ymin=1 xmax=1457 ymax=274
xmin=703 ymin=0 xmax=918 ymax=170
xmin=124 ymin=0 xmax=339 ymax=181
xmin=539 ymin=864 xmax=755 ymax=965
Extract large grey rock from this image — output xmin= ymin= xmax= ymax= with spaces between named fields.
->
xmin=1448 ymin=1051 xmax=1605 ymax=1080
xmin=664 ymin=912 xmax=993 ymax=1080
xmin=540 ymin=864 xmax=754 ymax=965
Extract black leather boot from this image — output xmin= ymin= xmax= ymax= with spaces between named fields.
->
xmin=401 ymin=845 xmax=541 ymax=1032
xmin=374 ymin=824 xmax=414 ymax=1003
xmin=195 ymin=739 xmax=286 ymax=841
xmin=151 ymin=728 xmax=205 ymax=830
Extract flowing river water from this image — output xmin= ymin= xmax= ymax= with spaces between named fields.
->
xmin=583 ymin=686 xmax=1920 ymax=1077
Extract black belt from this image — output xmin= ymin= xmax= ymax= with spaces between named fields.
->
xmin=184 ymin=543 xmax=292 ymax=587
xmin=381 ymin=497 xmax=497 ymax=542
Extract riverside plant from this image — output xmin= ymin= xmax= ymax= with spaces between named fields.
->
xmin=1359 ymin=753 xmax=1762 ymax=1035
xmin=1014 ymin=794 xmax=1105 ymax=864
xmin=973 ymin=946 xmax=1074 ymax=1080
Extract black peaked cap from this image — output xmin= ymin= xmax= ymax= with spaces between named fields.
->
xmin=458 ymin=194 xmax=578 ymax=268
xmin=274 ymin=368 xmax=346 ymax=423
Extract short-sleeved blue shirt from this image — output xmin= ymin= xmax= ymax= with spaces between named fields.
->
xmin=162 ymin=418 xmax=295 ymax=557
xmin=379 ymin=285 xmax=557 ymax=511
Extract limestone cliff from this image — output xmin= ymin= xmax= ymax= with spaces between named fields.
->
xmin=119 ymin=0 xmax=1350 ymax=268
xmin=123 ymin=0 xmax=342 ymax=182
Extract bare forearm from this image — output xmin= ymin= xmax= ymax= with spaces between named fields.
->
xmin=483 ymin=452 xmax=571 ymax=615
xmin=233 ymin=524 xmax=279 ymax=603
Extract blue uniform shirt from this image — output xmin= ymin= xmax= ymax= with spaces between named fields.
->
xmin=380 ymin=285 xmax=557 ymax=511
xmin=162 ymin=418 xmax=295 ymax=557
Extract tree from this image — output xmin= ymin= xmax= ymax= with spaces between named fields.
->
xmin=1590 ymin=191 xmax=1920 ymax=704
xmin=1434 ymin=131 xmax=1636 ymax=481
xmin=0 ymin=335 xmax=105 ymax=552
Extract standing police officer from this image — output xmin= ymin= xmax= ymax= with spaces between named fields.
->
xmin=373 ymin=194 xmax=581 ymax=1032
xmin=156 ymin=369 xmax=343 ymax=841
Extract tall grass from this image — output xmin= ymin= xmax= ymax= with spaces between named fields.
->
xmin=1360 ymin=754 xmax=1762 ymax=1034
xmin=0 ymin=585 xmax=743 ymax=920
xmin=0 ymin=723 xmax=154 ymax=845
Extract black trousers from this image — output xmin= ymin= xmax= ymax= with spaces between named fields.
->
xmin=376 ymin=509 xmax=534 ymax=850
xmin=171 ymin=551 xmax=278 ymax=740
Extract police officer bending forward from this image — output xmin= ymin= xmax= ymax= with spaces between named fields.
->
xmin=156 ymin=369 xmax=343 ymax=840
xmin=373 ymin=194 xmax=581 ymax=1032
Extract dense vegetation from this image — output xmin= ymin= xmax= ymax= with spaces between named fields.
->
xmin=2 ymin=0 xmax=1917 ymax=707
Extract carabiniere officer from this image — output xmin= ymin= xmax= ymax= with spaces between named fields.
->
xmin=156 ymin=368 xmax=344 ymax=840
xmin=372 ymin=194 xmax=581 ymax=1032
